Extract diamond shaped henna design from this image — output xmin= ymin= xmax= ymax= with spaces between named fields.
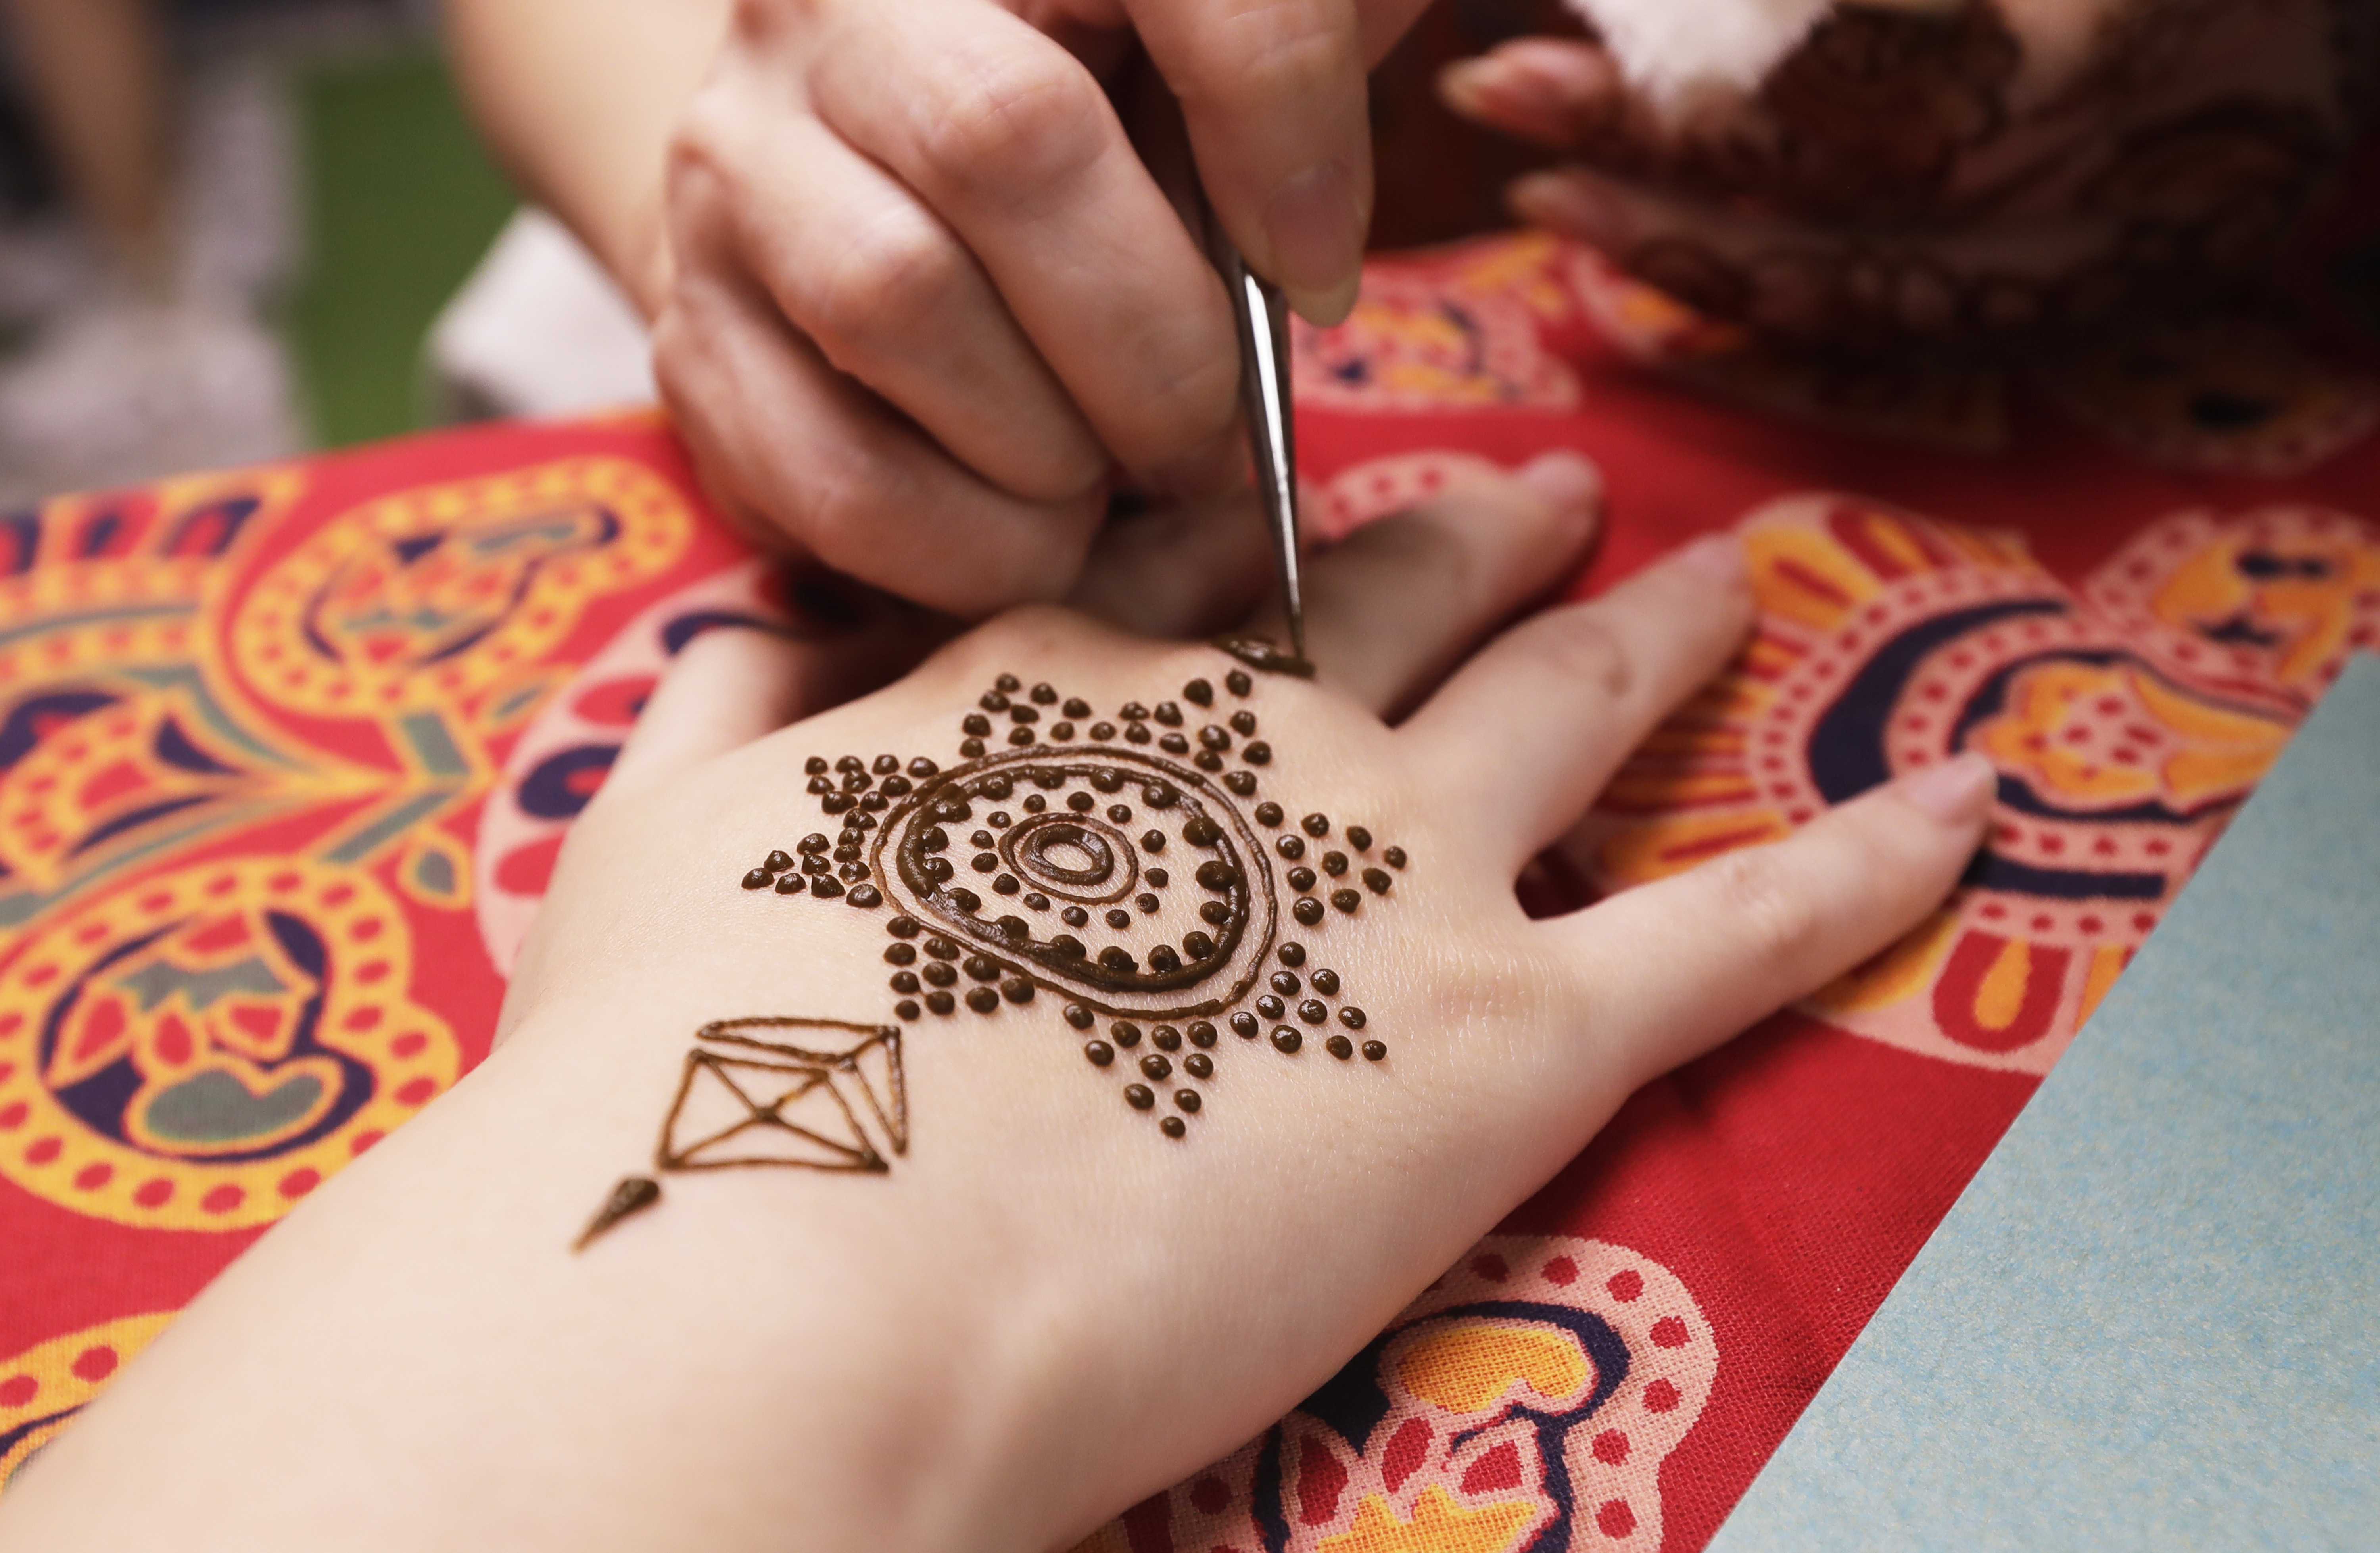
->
xmin=579 ymin=643 xmax=1404 ymax=1248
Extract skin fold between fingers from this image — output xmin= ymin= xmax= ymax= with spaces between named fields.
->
xmin=1241 ymin=454 xmax=1603 ymax=720
xmin=652 ymin=255 xmax=1107 ymax=616
xmin=1399 ymin=532 xmax=1753 ymax=875
xmin=720 ymin=111 xmax=1108 ymax=503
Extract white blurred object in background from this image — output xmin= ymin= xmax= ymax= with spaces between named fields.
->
xmin=425 ymin=205 xmax=653 ymax=422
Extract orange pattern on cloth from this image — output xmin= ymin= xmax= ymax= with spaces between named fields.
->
xmin=7 ymin=209 xmax=2380 ymax=1548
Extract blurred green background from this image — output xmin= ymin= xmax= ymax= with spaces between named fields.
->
xmin=290 ymin=46 xmax=513 ymax=447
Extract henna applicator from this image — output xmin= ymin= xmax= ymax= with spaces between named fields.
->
xmin=1196 ymin=186 xmax=1311 ymax=674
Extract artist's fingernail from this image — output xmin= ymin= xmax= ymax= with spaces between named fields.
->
xmin=1509 ymin=171 xmax=1620 ymax=241
xmin=1268 ymin=161 xmax=1365 ymax=325
xmin=1517 ymin=449 xmax=1603 ymax=520
xmin=1439 ymin=56 xmax=1558 ymax=123
xmin=1898 ymin=751 xmax=1997 ymax=826
xmin=1673 ymin=531 xmax=1746 ymax=585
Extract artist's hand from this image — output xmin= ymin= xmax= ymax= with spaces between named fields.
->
xmin=652 ymin=0 xmax=1433 ymax=616
xmin=0 ymin=461 xmax=1992 ymax=1553
xmin=1437 ymin=0 xmax=2352 ymax=350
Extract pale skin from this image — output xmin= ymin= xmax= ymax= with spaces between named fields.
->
xmin=443 ymin=0 xmax=1434 ymax=616
xmin=0 ymin=466 xmax=1995 ymax=1550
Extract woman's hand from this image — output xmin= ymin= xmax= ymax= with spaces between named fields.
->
xmin=653 ymin=0 xmax=1442 ymax=615
xmin=1438 ymin=0 xmax=2357 ymax=351
xmin=0 ymin=461 xmax=1992 ymax=1553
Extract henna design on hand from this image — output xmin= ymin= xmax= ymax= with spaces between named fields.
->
xmin=578 ymin=642 xmax=1406 ymax=1249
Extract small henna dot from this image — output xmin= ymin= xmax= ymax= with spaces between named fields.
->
xmin=963 ymin=714 xmax=992 ymax=736
xmin=923 ymin=962 xmax=957 ymax=988
xmin=1065 ymin=1003 xmax=1094 ymax=1029
xmin=1063 ymin=697 xmax=1092 ymax=718
xmin=1270 ymin=971 xmax=1301 ymax=995
xmin=1161 ymin=1115 xmax=1186 ymax=1138
xmin=1223 ymin=772 xmax=1257 ymax=795
xmin=896 ymin=1000 xmax=921 ymax=1020
xmin=1242 ymin=743 xmax=1270 ymax=764
xmin=1230 ymin=710 xmax=1257 ymax=736
xmin=1225 ymin=670 xmax=1253 ymax=696
xmin=1287 ymin=867 xmax=1317 ymax=892
xmin=1086 ymin=1040 xmax=1114 ymax=1067
xmin=1326 ymin=1035 xmax=1353 ymax=1060
xmin=805 ymin=756 xmax=829 ymax=775
xmin=1278 ymin=943 xmax=1306 ymax=967
xmin=1126 ymin=1085 xmax=1155 ymax=1110
xmin=1152 ymin=1024 xmax=1182 ymax=1050
xmin=1174 ymin=1088 xmax=1201 ymax=1113
xmin=964 ymin=955 xmax=1000 ymax=982
xmin=1140 ymin=1054 xmax=1172 ymax=1081
xmin=743 ymin=868 xmax=774 ymax=890
xmin=1155 ymin=701 xmax=1183 ymax=726
xmin=1254 ymin=802 xmax=1284 ymax=827
xmin=1184 ymin=678 xmax=1213 ymax=706
xmin=1362 ymin=1040 xmax=1386 ymax=1061
xmin=1299 ymin=1000 xmax=1327 ymax=1024
xmin=1090 ymin=721 xmax=1117 ymax=740
xmin=1188 ymin=1021 xmax=1217 ymax=1047
xmin=1322 ymin=852 xmax=1347 ymax=877
xmin=888 ymin=914 xmax=920 ymax=937
xmin=1271 ymin=1027 xmax=1302 ymax=1054
xmin=994 ymin=673 xmax=1021 ymax=692
xmin=885 ymin=943 xmax=917 ymax=966
xmin=890 ymin=971 xmax=919 ymax=994
xmin=960 ymin=738 xmax=986 ymax=756
xmin=1363 ymin=868 xmax=1392 ymax=895
xmin=1383 ymin=846 xmax=1406 ymax=869
xmin=1293 ymin=898 xmax=1324 ymax=925
xmin=1278 ymin=835 xmax=1305 ymax=861
xmin=1310 ymin=968 xmax=1338 ymax=994
xmin=907 ymin=757 xmax=937 ymax=777
xmin=1111 ymin=1021 xmax=1143 ymax=1048
xmin=1029 ymin=682 xmax=1057 ymax=705
xmin=1159 ymin=732 xmax=1190 ymax=754
xmin=1339 ymin=1006 xmax=1366 ymax=1029
xmin=1303 ymin=813 xmax=1330 ymax=838
xmin=1330 ymin=889 xmax=1359 ymax=913
xmin=1257 ymin=995 xmax=1284 ymax=1019
xmin=1001 ymin=976 xmax=1035 ymax=1004
xmin=1230 ymin=1011 xmax=1259 ymax=1039
xmin=926 ymin=991 xmax=956 ymax=1015
xmin=965 ymin=987 xmax=1000 ymax=1013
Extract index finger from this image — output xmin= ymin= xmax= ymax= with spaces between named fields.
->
xmin=1129 ymin=0 xmax=1393 ymax=323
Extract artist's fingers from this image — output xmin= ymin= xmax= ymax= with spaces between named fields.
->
xmin=718 ymin=110 xmax=1106 ymax=502
xmin=1400 ymin=533 xmax=1751 ymax=874
xmin=805 ymin=0 xmax=1243 ymax=487
xmin=653 ymin=219 xmax=1107 ymax=615
xmin=1127 ymin=0 xmax=1370 ymax=323
xmin=1067 ymin=489 xmax=1276 ymax=639
xmin=1438 ymin=38 xmax=1624 ymax=148
xmin=602 ymin=627 xmax=817 ymax=799
xmin=1248 ymin=451 xmax=1601 ymax=718
xmin=1550 ymin=754 xmax=1996 ymax=1089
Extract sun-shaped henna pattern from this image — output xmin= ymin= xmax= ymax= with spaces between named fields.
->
xmin=577 ymin=643 xmax=1405 ymax=1248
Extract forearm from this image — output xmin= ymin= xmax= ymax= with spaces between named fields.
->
xmin=440 ymin=0 xmax=730 ymax=314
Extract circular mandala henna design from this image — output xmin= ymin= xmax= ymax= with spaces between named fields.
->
xmin=581 ymin=647 xmax=1410 ymax=1247
xmin=876 ymin=746 xmax=1276 ymax=1017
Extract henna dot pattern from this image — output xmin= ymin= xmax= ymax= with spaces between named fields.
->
xmin=589 ymin=654 xmax=1413 ymax=1245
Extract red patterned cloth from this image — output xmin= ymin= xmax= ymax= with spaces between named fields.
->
xmin=4 ymin=229 xmax=2379 ymax=1550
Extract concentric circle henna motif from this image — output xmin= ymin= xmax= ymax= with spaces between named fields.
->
xmin=878 ymin=746 xmax=1274 ymax=1017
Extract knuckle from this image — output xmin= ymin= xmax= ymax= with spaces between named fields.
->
xmin=800 ymin=210 xmax=968 ymax=359
xmin=916 ymin=45 xmax=1107 ymax=203
xmin=1706 ymin=846 xmax=1821 ymax=976
xmin=1532 ymin=609 xmax=1633 ymax=701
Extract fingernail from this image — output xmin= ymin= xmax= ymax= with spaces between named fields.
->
xmin=1267 ymin=161 xmax=1365 ymax=325
xmin=1517 ymin=449 xmax=1602 ymax=519
xmin=1673 ymin=531 xmax=1746 ymax=585
xmin=1898 ymin=751 xmax=1997 ymax=826
xmin=1509 ymin=171 xmax=1621 ymax=242
xmin=1438 ymin=56 xmax=1557 ymax=124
